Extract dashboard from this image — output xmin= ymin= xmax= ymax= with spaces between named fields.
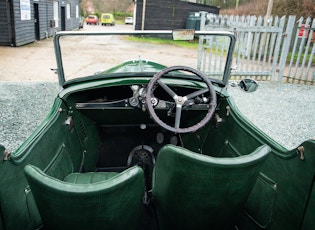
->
xmin=75 ymin=84 xmax=211 ymax=113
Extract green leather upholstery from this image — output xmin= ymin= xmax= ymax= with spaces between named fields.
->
xmin=152 ymin=144 xmax=271 ymax=230
xmin=64 ymin=171 xmax=119 ymax=183
xmin=24 ymin=165 xmax=144 ymax=230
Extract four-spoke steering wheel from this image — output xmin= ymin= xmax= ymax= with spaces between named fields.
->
xmin=146 ymin=66 xmax=217 ymax=133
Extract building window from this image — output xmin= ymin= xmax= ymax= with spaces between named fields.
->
xmin=54 ymin=1 xmax=59 ymax=28
xmin=67 ymin=4 xmax=71 ymax=19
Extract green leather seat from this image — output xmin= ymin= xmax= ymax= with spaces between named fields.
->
xmin=64 ymin=171 xmax=119 ymax=183
xmin=152 ymin=144 xmax=271 ymax=230
xmin=24 ymin=165 xmax=144 ymax=230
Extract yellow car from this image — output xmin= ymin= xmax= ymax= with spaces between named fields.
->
xmin=100 ymin=13 xmax=115 ymax=26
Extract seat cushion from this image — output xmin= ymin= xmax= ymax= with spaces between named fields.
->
xmin=64 ymin=172 xmax=119 ymax=184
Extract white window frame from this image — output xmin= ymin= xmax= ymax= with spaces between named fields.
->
xmin=53 ymin=1 xmax=59 ymax=28
xmin=76 ymin=5 xmax=79 ymax=18
xmin=66 ymin=3 xmax=71 ymax=19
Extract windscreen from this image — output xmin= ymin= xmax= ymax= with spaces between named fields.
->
xmin=55 ymin=31 xmax=234 ymax=85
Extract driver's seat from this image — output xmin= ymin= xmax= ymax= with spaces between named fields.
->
xmin=152 ymin=144 xmax=271 ymax=230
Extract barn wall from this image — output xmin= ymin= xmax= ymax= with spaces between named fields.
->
xmin=37 ymin=1 xmax=54 ymax=39
xmin=135 ymin=0 xmax=219 ymax=30
xmin=0 ymin=0 xmax=13 ymax=46
xmin=60 ymin=0 xmax=80 ymax=32
xmin=13 ymin=0 xmax=34 ymax=46
xmin=0 ymin=0 xmax=80 ymax=47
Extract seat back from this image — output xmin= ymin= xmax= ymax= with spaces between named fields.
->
xmin=152 ymin=144 xmax=271 ymax=230
xmin=24 ymin=165 xmax=144 ymax=230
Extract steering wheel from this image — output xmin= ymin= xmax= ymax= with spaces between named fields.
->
xmin=146 ymin=66 xmax=217 ymax=133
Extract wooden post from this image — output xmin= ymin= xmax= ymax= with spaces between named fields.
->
xmin=266 ymin=0 xmax=274 ymax=18
xmin=141 ymin=0 xmax=146 ymax=30
xmin=236 ymin=0 xmax=239 ymax=12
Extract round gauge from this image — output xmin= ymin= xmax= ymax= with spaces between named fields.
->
xmin=170 ymin=136 xmax=178 ymax=145
xmin=139 ymin=88 xmax=146 ymax=98
xmin=150 ymin=97 xmax=158 ymax=107
xmin=156 ymin=132 xmax=164 ymax=144
xmin=129 ymin=97 xmax=139 ymax=107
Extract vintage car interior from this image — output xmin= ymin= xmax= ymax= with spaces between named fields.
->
xmin=0 ymin=31 xmax=314 ymax=230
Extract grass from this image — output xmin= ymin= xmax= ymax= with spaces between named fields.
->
xmin=126 ymin=36 xmax=199 ymax=49
xmin=287 ymin=51 xmax=315 ymax=64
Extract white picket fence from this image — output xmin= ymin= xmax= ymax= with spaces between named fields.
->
xmin=198 ymin=12 xmax=315 ymax=84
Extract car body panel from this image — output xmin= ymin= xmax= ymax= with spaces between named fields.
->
xmin=100 ymin=13 xmax=115 ymax=26
xmin=86 ymin=15 xmax=98 ymax=25
xmin=0 ymin=30 xmax=314 ymax=230
xmin=103 ymin=60 xmax=167 ymax=73
xmin=125 ymin=17 xmax=133 ymax=24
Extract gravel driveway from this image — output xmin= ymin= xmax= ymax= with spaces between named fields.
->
xmin=0 ymin=25 xmax=314 ymax=152
xmin=228 ymin=82 xmax=315 ymax=150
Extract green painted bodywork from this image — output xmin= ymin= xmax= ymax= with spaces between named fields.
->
xmin=0 ymin=72 xmax=314 ymax=230
xmin=0 ymin=31 xmax=314 ymax=230
xmin=103 ymin=60 xmax=167 ymax=74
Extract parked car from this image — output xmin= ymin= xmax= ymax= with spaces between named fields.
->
xmin=125 ymin=16 xmax=133 ymax=25
xmin=79 ymin=16 xmax=84 ymax=28
xmin=0 ymin=30 xmax=314 ymax=230
xmin=100 ymin=13 xmax=115 ymax=26
xmin=86 ymin=15 xmax=98 ymax=25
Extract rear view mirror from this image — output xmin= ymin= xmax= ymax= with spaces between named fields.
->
xmin=239 ymin=79 xmax=258 ymax=92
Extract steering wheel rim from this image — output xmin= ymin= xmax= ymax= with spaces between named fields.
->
xmin=146 ymin=66 xmax=217 ymax=133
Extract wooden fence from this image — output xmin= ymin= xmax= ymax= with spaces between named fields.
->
xmin=198 ymin=13 xmax=315 ymax=84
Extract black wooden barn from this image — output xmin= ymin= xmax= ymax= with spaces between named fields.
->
xmin=134 ymin=0 xmax=219 ymax=30
xmin=0 ymin=0 xmax=80 ymax=47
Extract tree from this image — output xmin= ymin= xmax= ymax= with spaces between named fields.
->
xmin=221 ymin=0 xmax=315 ymax=17
xmin=80 ymin=0 xmax=133 ymax=16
